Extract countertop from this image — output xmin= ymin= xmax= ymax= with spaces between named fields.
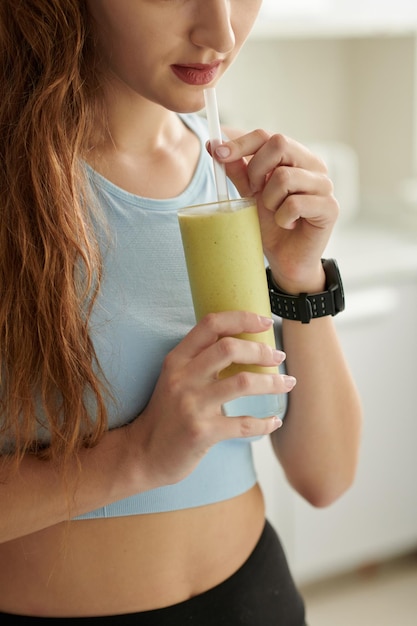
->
xmin=324 ymin=219 xmax=417 ymax=288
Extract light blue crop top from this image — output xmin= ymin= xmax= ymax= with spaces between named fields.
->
xmin=69 ymin=113 xmax=287 ymax=519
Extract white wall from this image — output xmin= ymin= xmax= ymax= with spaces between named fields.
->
xmin=217 ymin=38 xmax=350 ymax=142
xmin=217 ymin=34 xmax=417 ymax=226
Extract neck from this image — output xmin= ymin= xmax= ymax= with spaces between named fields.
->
xmin=90 ymin=75 xmax=183 ymax=158
xmin=85 ymin=77 xmax=201 ymax=199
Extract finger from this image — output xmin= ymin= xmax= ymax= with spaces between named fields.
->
xmin=215 ymin=131 xmax=327 ymax=177
xmin=260 ymin=166 xmax=334 ymax=213
xmin=214 ymin=370 xmax=296 ymax=405
xmin=189 ymin=336 xmax=286 ymax=380
xmin=213 ymin=413 xmax=283 ymax=443
xmin=206 ymin=140 xmax=252 ymax=198
xmin=273 ymin=193 xmax=339 ymax=231
xmin=174 ymin=311 xmax=275 ymax=361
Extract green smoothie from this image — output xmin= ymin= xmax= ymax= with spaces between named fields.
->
xmin=178 ymin=198 xmax=276 ymax=379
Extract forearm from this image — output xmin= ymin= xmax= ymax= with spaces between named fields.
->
xmin=0 ymin=426 xmax=139 ymax=543
xmin=213 ymin=128 xmax=362 ymax=506
xmin=271 ymin=316 xmax=363 ymax=507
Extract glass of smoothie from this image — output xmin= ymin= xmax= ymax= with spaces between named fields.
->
xmin=178 ymin=197 xmax=286 ymax=420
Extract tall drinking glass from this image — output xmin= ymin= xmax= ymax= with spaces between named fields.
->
xmin=178 ymin=197 xmax=285 ymax=420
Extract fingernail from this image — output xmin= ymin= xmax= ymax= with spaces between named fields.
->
xmin=215 ymin=145 xmax=231 ymax=159
xmin=272 ymin=416 xmax=283 ymax=429
xmin=259 ymin=316 xmax=274 ymax=326
xmin=273 ymin=350 xmax=286 ymax=364
xmin=283 ymin=375 xmax=297 ymax=390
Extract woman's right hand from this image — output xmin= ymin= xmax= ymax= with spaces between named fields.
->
xmin=127 ymin=311 xmax=296 ymax=489
xmin=0 ymin=311 xmax=296 ymax=542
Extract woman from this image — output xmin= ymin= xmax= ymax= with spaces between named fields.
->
xmin=0 ymin=1 xmax=362 ymax=623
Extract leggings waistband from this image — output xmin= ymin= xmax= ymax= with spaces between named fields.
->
xmin=0 ymin=520 xmax=306 ymax=625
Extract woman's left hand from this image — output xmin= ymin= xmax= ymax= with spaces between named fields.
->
xmin=209 ymin=130 xmax=363 ymax=508
xmin=213 ymin=130 xmax=339 ymax=293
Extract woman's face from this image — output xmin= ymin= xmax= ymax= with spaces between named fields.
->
xmin=86 ymin=0 xmax=262 ymax=112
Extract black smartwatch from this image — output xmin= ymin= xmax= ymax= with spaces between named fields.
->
xmin=266 ymin=258 xmax=345 ymax=324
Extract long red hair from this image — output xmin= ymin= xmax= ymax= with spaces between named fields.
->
xmin=0 ymin=0 xmax=108 ymax=473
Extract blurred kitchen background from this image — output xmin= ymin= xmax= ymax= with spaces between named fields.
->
xmin=217 ymin=1 xmax=417 ymax=624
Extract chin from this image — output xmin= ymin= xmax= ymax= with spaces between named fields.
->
xmin=165 ymin=95 xmax=206 ymax=115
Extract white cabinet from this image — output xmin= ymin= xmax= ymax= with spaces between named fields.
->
xmin=254 ymin=252 xmax=417 ymax=584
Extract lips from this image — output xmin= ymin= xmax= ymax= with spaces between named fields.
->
xmin=171 ymin=62 xmax=221 ymax=86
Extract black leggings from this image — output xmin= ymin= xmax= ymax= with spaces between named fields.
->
xmin=0 ymin=520 xmax=306 ymax=625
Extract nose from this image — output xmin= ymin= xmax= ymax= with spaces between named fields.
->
xmin=190 ymin=0 xmax=235 ymax=54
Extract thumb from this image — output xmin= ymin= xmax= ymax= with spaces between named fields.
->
xmin=205 ymin=141 xmax=252 ymax=199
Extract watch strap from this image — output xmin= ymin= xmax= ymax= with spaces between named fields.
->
xmin=266 ymin=259 xmax=344 ymax=324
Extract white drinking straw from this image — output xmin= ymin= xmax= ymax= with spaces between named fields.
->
xmin=204 ymin=87 xmax=230 ymax=202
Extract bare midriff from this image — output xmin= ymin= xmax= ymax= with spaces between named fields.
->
xmin=0 ymin=483 xmax=265 ymax=618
